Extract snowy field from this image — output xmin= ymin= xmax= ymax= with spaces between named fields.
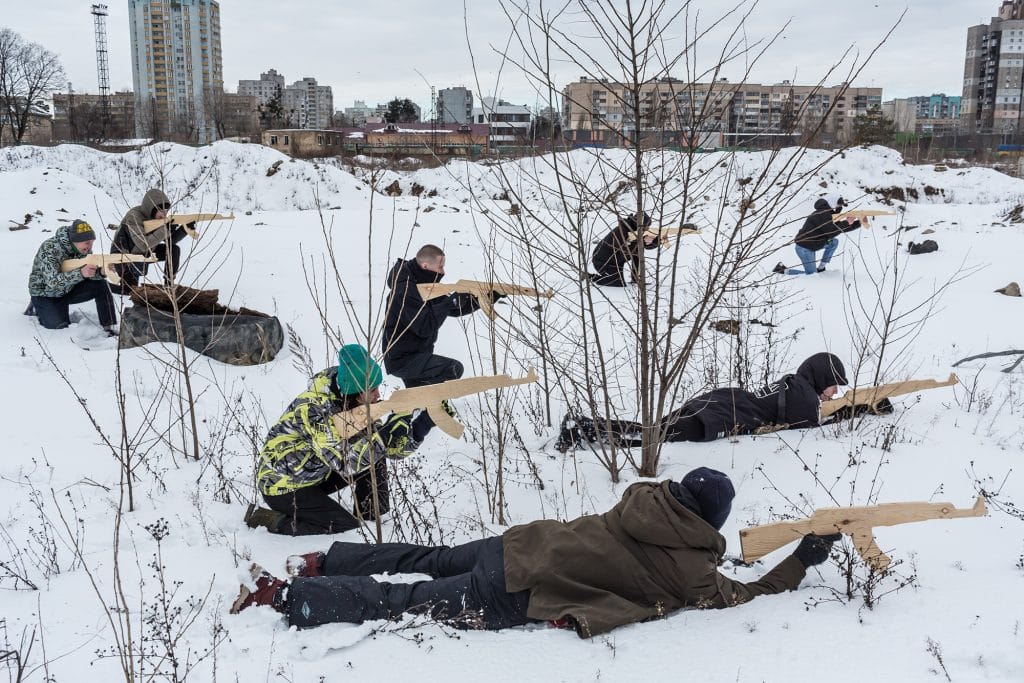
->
xmin=1 ymin=141 xmax=1022 ymax=681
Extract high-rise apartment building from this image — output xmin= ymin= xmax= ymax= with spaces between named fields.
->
xmin=282 ymin=78 xmax=333 ymax=129
xmin=963 ymin=1 xmax=1024 ymax=132
xmin=129 ymin=0 xmax=223 ymax=143
xmin=437 ymin=87 xmax=473 ymax=124
xmin=238 ymin=69 xmax=285 ymax=107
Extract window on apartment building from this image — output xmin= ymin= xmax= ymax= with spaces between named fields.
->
xmin=270 ymin=135 xmax=278 ymax=145
xmin=283 ymin=135 xmax=290 ymax=145
xmin=317 ymin=134 xmax=324 ymax=145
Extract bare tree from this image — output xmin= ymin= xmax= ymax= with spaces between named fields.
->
xmin=0 ymin=28 xmax=64 ymax=145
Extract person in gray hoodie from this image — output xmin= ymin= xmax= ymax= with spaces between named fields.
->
xmin=110 ymin=188 xmax=188 ymax=292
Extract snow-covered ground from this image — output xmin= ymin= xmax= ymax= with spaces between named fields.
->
xmin=1 ymin=141 xmax=1022 ymax=681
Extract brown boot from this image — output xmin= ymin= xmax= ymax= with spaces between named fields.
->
xmin=244 ymin=503 xmax=286 ymax=531
xmin=286 ymin=551 xmax=326 ymax=578
xmin=230 ymin=563 xmax=288 ymax=615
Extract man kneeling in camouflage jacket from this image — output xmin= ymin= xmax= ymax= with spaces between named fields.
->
xmin=232 ymin=467 xmax=839 ymax=637
xmin=244 ymin=345 xmax=437 ymax=535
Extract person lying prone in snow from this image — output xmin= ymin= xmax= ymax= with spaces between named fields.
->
xmin=556 ymin=352 xmax=849 ymax=452
xmin=231 ymin=467 xmax=840 ymax=637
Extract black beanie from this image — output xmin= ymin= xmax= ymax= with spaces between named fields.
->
xmin=68 ymin=219 xmax=96 ymax=243
xmin=681 ymin=467 xmax=735 ymax=530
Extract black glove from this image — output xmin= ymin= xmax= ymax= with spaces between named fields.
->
xmin=829 ymin=397 xmax=894 ymax=421
xmin=171 ymin=224 xmax=189 ymax=244
xmin=793 ymin=533 xmax=842 ymax=568
xmin=490 ymin=290 xmax=507 ymax=303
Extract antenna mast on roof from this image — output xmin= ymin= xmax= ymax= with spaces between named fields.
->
xmin=91 ymin=4 xmax=110 ymax=121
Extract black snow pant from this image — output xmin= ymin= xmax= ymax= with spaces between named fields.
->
xmin=286 ymin=537 xmax=535 ymax=631
xmin=109 ymin=242 xmax=181 ymax=294
xmin=385 ymin=352 xmax=464 ymax=431
xmin=589 ymin=253 xmax=642 ymax=287
xmin=31 ymin=279 xmax=118 ymax=329
xmin=599 ymin=411 xmax=705 ymax=447
xmin=262 ymin=463 xmax=389 ymax=536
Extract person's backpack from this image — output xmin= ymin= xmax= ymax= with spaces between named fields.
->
xmin=907 ymin=239 xmax=938 ymax=255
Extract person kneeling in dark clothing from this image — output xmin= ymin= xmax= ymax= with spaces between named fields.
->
xmin=774 ymin=194 xmax=862 ymax=276
xmin=244 ymin=344 xmax=440 ymax=536
xmin=557 ymin=352 xmax=848 ymax=452
xmin=110 ymin=188 xmax=189 ymax=293
xmin=231 ymin=467 xmax=840 ymax=637
xmin=27 ymin=220 xmax=117 ymax=334
xmin=588 ymin=211 xmax=660 ymax=287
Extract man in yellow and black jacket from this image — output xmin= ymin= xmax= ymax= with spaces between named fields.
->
xmin=245 ymin=345 xmax=437 ymax=535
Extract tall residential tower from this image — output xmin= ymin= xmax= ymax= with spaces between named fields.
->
xmin=129 ymin=0 xmax=223 ymax=142
xmin=963 ymin=1 xmax=1024 ymax=132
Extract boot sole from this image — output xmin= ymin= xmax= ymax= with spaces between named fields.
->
xmin=229 ymin=585 xmax=251 ymax=614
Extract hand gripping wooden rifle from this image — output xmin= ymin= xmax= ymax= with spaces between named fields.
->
xmin=833 ymin=209 xmax=897 ymax=228
xmin=627 ymin=226 xmax=701 ymax=249
xmin=820 ymin=373 xmax=959 ymax=419
xmin=416 ymin=280 xmax=555 ymax=320
xmin=739 ymin=497 xmax=987 ymax=571
xmin=142 ymin=212 xmax=236 ymax=238
xmin=61 ymin=253 xmax=158 ymax=286
xmin=332 ymin=368 xmax=539 ymax=440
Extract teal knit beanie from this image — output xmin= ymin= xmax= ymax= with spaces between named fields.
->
xmin=336 ymin=345 xmax=383 ymax=395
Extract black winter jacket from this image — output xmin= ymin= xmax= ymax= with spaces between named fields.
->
xmin=591 ymin=218 xmax=658 ymax=273
xmin=794 ymin=198 xmax=861 ymax=251
xmin=672 ymin=353 xmax=848 ymax=440
xmin=381 ymin=258 xmax=480 ymax=367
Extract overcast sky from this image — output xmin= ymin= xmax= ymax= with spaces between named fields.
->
xmin=3 ymin=1 xmax=1002 ymax=113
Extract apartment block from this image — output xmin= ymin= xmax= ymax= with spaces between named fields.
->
xmin=281 ymin=77 xmax=333 ymax=129
xmin=238 ymin=69 xmax=285 ymax=107
xmin=52 ymin=91 xmax=136 ymax=141
xmin=963 ymin=1 xmax=1024 ymax=132
xmin=128 ymin=0 xmax=223 ymax=143
xmin=562 ymin=77 xmax=881 ymax=146
xmin=437 ymin=87 xmax=473 ymax=124
xmin=883 ymin=94 xmax=962 ymax=134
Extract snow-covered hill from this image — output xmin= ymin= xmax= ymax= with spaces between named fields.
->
xmin=1 ymin=141 xmax=1022 ymax=681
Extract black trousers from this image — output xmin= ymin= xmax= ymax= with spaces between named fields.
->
xmin=262 ymin=462 xmax=389 ymax=536
xmin=589 ymin=254 xmax=641 ymax=287
xmin=31 ymin=279 xmax=117 ymax=329
xmin=599 ymin=411 xmax=705 ymax=446
xmin=286 ymin=537 xmax=534 ymax=631
xmin=110 ymin=242 xmax=180 ymax=293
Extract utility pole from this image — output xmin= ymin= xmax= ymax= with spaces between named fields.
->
xmin=91 ymin=4 xmax=110 ymax=136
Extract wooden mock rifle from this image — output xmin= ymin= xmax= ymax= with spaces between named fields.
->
xmin=142 ymin=212 xmax=236 ymax=238
xmin=416 ymin=280 xmax=555 ymax=320
xmin=61 ymin=253 xmax=158 ymax=286
xmin=739 ymin=497 xmax=987 ymax=571
xmin=833 ymin=209 xmax=897 ymax=227
xmin=627 ymin=225 xmax=700 ymax=248
xmin=820 ymin=373 xmax=959 ymax=419
xmin=332 ymin=369 xmax=538 ymax=439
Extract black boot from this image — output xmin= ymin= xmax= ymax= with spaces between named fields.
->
xmin=244 ymin=503 xmax=287 ymax=531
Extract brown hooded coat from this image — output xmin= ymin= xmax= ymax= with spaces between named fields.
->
xmin=117 ymin=188 xmax=171 ymax=254
xmin=502 ymin=481 xmax=806 ymax=638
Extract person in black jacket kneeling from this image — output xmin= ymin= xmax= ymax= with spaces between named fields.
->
xmin=557 ymin=352 xmax=848 ymax=451
xmin=588 ymin=211 xmax=660 ymax=287
xmin=774 ymin=195 xmax=862 ymax=276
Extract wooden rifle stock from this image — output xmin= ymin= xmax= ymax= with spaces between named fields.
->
xmin=142 ymin=212 xmax=235 ymax=238
xmin=820 ymin=374 xmax=959 ymax=419
xmin=739 ymin=497 xmax=986 ymax=571
xmin=61 ymin=253 xmax=158 ymax=286
xmin=332 ymin=369 xmax=539 ymax=439
xmin=416 ymin=279 xmax=554 ymax=320
xmin=627 ymin=226 xmax=700 ymax=248
xmin=834 ymin=209 xmax=896 ymax=227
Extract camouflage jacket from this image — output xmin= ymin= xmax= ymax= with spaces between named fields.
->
xmin=256 ymin=367 xmax=418 ymax=496
xmin=114 ymin=188 xmax=171 ymax=254
xmin=28 ymin=229 xmax=104 ymax=298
